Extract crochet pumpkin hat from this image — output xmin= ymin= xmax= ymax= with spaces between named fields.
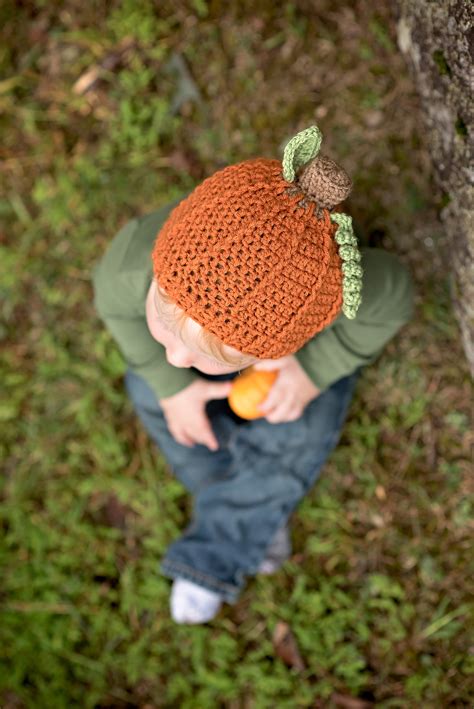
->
xmin=152 ymin=125 xmax=363 ymax=359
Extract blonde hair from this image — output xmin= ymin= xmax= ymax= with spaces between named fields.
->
xmin=154 ymin=281 xmax=258 ymax=369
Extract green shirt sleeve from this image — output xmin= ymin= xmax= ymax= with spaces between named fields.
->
xmin=91 ymin=198 xmax=199 ymax=400
xmin=295 ymin=248 xmax=415 ymax=390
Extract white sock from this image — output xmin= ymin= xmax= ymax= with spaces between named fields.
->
xmin=170 ymin=578 xmax=223 ymax=624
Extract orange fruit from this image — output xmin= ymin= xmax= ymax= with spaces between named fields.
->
xmin=228 ymin=367 xmax=278 ymax=420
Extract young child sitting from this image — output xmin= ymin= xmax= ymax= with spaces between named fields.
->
xmin=92 ymin=125 xmax=414 ymax=624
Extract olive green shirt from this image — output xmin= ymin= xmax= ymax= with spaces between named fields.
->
xmin=92 ymin=197 xmax=415 ymax=399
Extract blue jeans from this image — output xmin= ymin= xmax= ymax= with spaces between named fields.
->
xmin=124 ymin=367 xmax=360 ymax=603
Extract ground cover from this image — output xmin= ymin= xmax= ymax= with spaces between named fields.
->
xmin=1 ymin=1 xmax=472 ymax=706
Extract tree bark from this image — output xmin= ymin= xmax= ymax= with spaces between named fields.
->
xmin=395 ymin=0 xmax=473 ymax=375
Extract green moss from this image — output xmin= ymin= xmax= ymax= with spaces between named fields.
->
xmin=455 ymin=116 xmax=468 ymax=138
xmin=432 ymin=50 xmax=452 ymax=77
xmin=439 ymin=191 xmax=452 ymax=208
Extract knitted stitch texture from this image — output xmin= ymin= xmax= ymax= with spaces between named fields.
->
xmin=152 ymin=158 xmax=345 ymax=359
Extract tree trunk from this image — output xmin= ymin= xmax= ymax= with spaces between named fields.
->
xmin=395 ymin=0 xmax=473 ymax=376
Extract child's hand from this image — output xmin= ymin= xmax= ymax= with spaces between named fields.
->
xmin=160 ymin=380 xmax=233 ymax=451
xmin=253 ymin=355 xmax=320 ymax=423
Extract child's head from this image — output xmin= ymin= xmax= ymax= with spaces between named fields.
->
xmin=146 ymin=278 xmax=259 ymax=374
xmin=151 ymin=125 xmax=363 ymax=365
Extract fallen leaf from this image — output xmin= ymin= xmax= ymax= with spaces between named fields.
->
xmin=73 ymin=37 xmax=135 ymax=95
xmin=102 ymin=493 xmax=129 ymax=531
xmin=73 ymin=67 xmax=101 ymax=95
xmin=272 ymin=621 xmax=306 ymax=671
xmin=163 ymin=51 xmax=203 ymax=114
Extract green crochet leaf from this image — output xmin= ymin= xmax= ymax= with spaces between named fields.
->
xmin=282 ymin=125 xmax=322 ymax=182
xmin=330 ymin=212 xmax=363 ymax=319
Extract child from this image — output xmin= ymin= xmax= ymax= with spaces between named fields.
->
xmin=92 ymin=125 xmax=414 ymax=624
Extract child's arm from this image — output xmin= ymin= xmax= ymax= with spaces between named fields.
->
xmin=92 ymin=202 xmax=198 ymax=401
xmin=294 ymin=248 xmax=415 ymax=391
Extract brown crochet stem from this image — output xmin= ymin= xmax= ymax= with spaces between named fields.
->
xmin=287 ymin=155 xmax=352 ymax=218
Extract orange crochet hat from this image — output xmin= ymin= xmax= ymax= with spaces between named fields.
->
xmin=152 ymin=126 xmax=363 ymax=358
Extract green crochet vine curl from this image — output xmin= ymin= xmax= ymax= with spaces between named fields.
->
xmin=282 ymin=125 xmax=363 ymax=319
xmin=330 ymin=212 xmax=363 ymax=319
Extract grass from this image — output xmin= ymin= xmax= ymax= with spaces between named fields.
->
xmin=1 ymin=1 xmax=473 ymax=706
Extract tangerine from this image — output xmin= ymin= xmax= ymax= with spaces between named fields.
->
xmin=228 ymin=367 xmax=278 ymax=420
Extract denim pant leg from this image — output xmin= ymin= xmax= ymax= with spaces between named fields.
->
xmin=161 ymin=369 xmax=360 ymax=603
xmin=124 ymin=369 xmax=242 ymax=495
